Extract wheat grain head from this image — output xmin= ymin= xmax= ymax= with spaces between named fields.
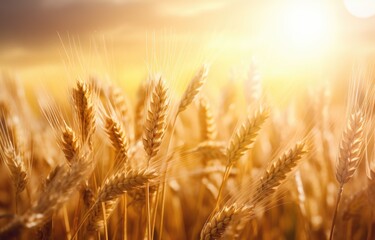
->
xmin=61 ymin=124 xmax=80 ymax=165
xmin=98 ymin=168 xmax=158 ymax=202
xmin=251 ymin=142 xmax=307 ymax=206
xmin=200 ymin=204 xmax=248 ymax=240
xmin=336 ymin=110 xmax=365 ymax=185
xmin=199 ymin=96 xmax=217 ymax=141
xmin=226 ymin=107 xmax=270 ymax=166
xmin=105 ymin=115 xmax=129 ymax=167
xmin=72 ymin=81 xmax=96 ymax=147
xmin=178 ymin=64 xmax=208 ymax=114
xmin=143 ymin=78 xmax=169 ymax=160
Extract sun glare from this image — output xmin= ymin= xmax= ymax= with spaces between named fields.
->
xmin=344 ymin=0 xmax=375 ymax=18
xmin=285 ymin=6 xmax=326 ymax=47
xmin=279 ymin=3 xmax=333 ymax=55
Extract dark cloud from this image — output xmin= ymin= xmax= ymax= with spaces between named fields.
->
xmin=0 ymin=0 xmax=159 ymax=49
xmin=0 ymin=0 xmax=267 ymax=50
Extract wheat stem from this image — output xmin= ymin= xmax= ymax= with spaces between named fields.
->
xmin=329 ymin=185 xmax=343 ymax=240
xmin=215 ymin=108 xmax=269 ymax=209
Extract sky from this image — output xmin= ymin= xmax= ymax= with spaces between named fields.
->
xmin=1 ymin=0 xmax=375 ymax=99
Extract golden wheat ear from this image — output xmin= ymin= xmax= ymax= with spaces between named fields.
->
xmin=24 ymin=150 xmax=94 ymax=226
xmin=0 ymin=111 xmax=28 ymax=195
xmin=104 ymin=114 xmax=129 ymax=167
xmin=143 ymin=77 xmax=169 ymax=160
xmin=178 ymin=64 xmax=209 ymax=114
xmin=227 ymin=107 xmax=270 ymax=166
xmin=330 ymin=109 xmax=365 ymax=240
xmin=83 ymin=168 xmax=158 ymax=232
xmin=250 ymin=142 xmax=307 ymax=206
xmin=72 ymin=80 xmax=96 ymax=148
xmin=38 ymin=92 xmax=81 ymax=165
xmin=213 ymin=107 xmax=270 ymax=210
xmin=61 ymin=124 xmax=80 ymax=165
xmin=200 ymin=204 xmax=249 ymax=240
xmin=199 ymin=96 xmax=217 ymax=141
xmin=97 ymin=168 xmax=158 ymax=202
xmin=336 ymin=110 xmax=365 ymax=185
xmin=0 ymin=149 xmax=94 ymax=239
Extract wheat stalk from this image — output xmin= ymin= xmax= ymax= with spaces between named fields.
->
xmin=200 ymin=204 xmax=247 ymax=240
xmin=72 ymin=81 xmax=96 ymax=147
xmin=0 ymin=150 xmax=93 ymax=238
xmin=83 ymin=168 xmax=157 ymax=233
xmin=97 ymin=168 xmax=158 ymax=202
xmin=226 ymin=107 xmax=270 ymax=166
xmin=178 ymin=65 xmax=208 ymax=114
xmin=143 ymin=78 xmax=169 ymax=160
xmin=24 ymin=153 xmax=92 ymax=228
xmin=251 ymin=142 xmax=307 ymax=205
xmin=330 ymin=109 xmax=365 ymax=240
xmin=0 ymin=111 xmax=28 ymax=194
xmin=199 ymin=97 xmax=217 ymax=141
xmin=214 ymin=107 xmax=269 ymax=209
xmin=105 ymin=115 xmax=129 ymax=167
xmin=2 ymin=149 xmax=28 ymax=194
xmin=335 ymin=110 xmax=364 ymax=185
xmin=61 ymin=124 xmax=80 ymax=164
xmin=202 ymin=142 xmax=306 ymax=239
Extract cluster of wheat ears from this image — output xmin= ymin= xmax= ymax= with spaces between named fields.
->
xmin=0 ymin=64 xmax=374 ymax=240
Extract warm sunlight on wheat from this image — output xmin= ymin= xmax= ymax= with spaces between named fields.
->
xmin=1 ymin=0 xmax=375 ymax=240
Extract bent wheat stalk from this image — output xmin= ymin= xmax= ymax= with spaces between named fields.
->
xmin=214 ymin=107 xmax=269 ymax=209
xmin=178 ymin=64 xmax=208 ymax=114
xmin=200 ymin=204 xmax=247 ymax=240
xmin=250 ymin=142 xmax=307 ymax=205
xmin=97 ymin=168 xmax=158 ymax=202
xmin=202 ymin=141 xmax=306 ymax=239
xmin=142 ymin=77 xmax=168 ymax=240
xmin=0 ymin=151 xmax=93 ymax=239
xmin=330 ymin=110 xmax=364 ymax=240
xmin=72 ymin=168 xmax=158 ymax=238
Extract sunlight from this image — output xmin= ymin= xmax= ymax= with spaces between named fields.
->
xmin=280 ymin=3 xmax=333 ymax=52
xmin=344 ymin=0 xmax=375 ymax=18
xmin=283 ymin=4 xmax=328 ymax=48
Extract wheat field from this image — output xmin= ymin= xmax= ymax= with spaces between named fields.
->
xmin=0 ymin=62 xmax=374 ymax=240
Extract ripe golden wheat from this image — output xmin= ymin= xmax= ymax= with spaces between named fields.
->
xmin=0 ymin=64 xmax=374 ymax=240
